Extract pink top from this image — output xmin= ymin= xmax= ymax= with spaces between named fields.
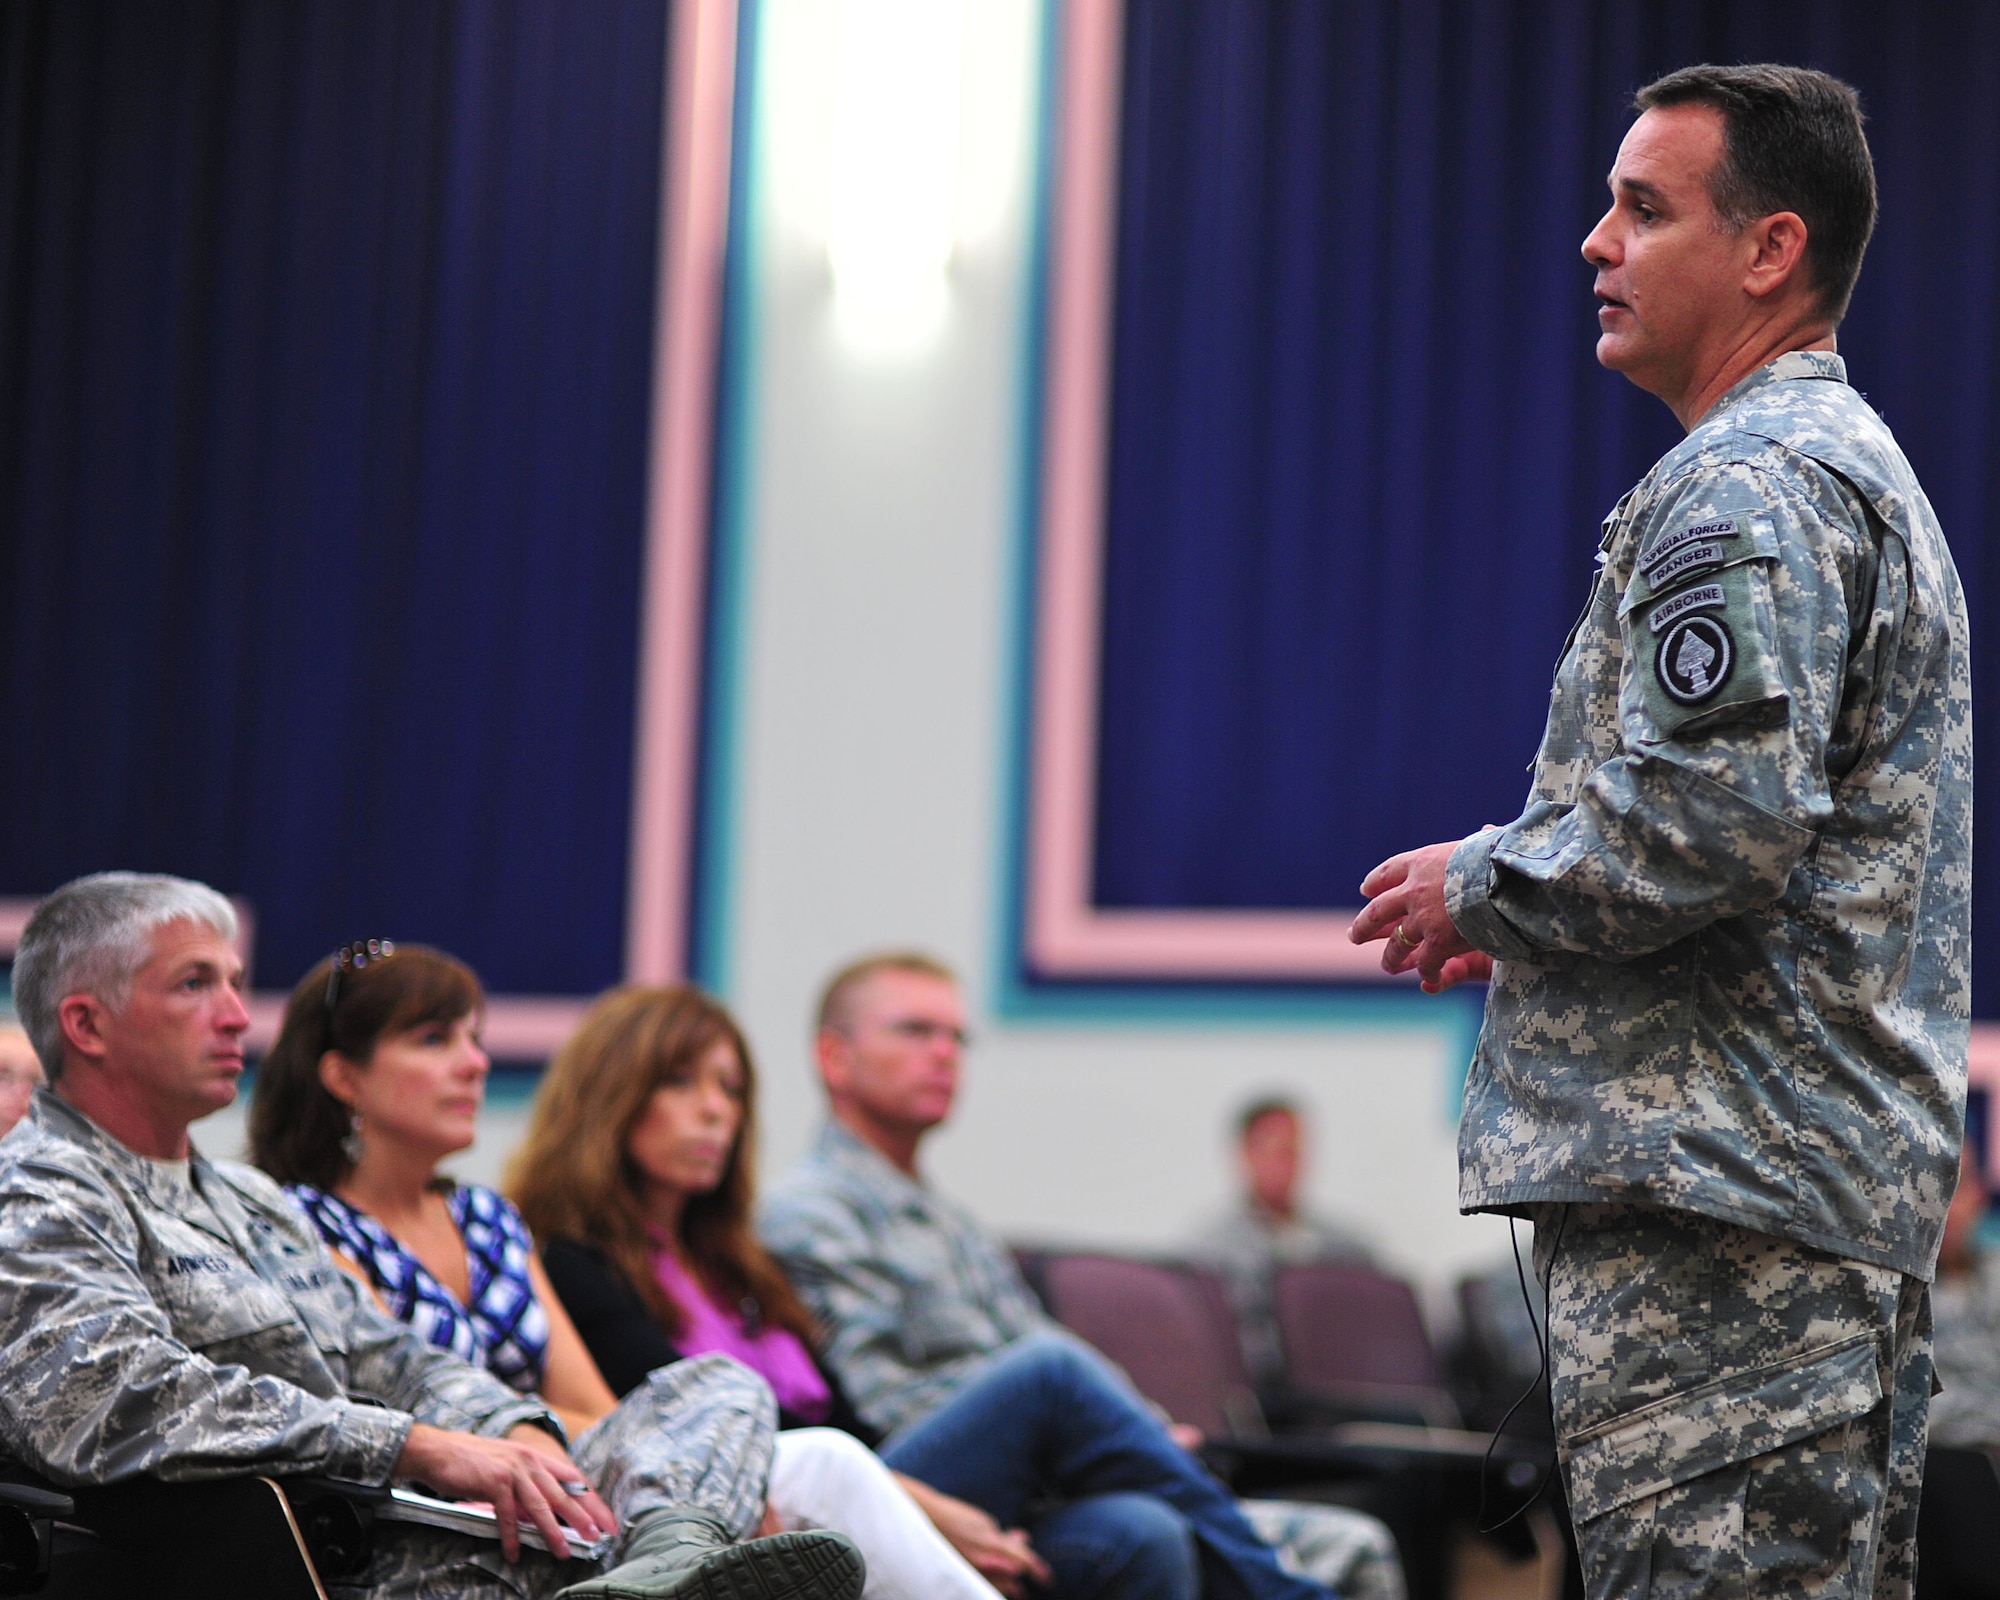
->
xmin=650 ymin=1246 xmax=831 ymax=1423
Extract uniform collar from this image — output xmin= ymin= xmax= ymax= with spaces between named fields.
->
xmin=1702 ymin=348 xmax=1848 ymax=428
xmin=815 ymin=1117 xmax=930 ymax=1205
xmin=31 ymin=1088 xmax=228 ymax=1222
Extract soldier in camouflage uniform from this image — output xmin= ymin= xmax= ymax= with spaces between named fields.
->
xmin=1351 ymin=66 xmax=1969 ymax=1600
xmin=0 ymin=873 xmax=864 ymax=1600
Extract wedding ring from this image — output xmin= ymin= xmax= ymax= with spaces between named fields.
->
xmin=560 ymin=1481 xmax=591 ymax=1496
xmin=1396 ymin=924 xmax=1422 ymax=948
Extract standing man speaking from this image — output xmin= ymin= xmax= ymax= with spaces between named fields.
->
xmin=1351 ymin=65 xmax=1970 ymax=1600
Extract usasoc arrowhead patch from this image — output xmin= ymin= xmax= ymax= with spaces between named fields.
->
xmin=1655 ymin=613 xmax=1735 ymax=705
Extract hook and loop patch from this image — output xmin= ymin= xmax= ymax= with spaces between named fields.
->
xmin=1655 ymin=613 xmax=1736 ymax=705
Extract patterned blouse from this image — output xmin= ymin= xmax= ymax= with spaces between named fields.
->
xmin=287 ymin=1181 xmax=550 ymax=1393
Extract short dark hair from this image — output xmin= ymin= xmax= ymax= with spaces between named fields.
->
xmin=1634 ymin=63 xmax=1876 ymax=322
xmin=249 ymin=945 xmax=482 ymax=1190
xmin=1237 ymin=1096 xmax=1301 ymax=1141
xmin=815 ymin=950 xmax=958 ymax=1035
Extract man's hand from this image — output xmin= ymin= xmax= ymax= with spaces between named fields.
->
xmin=396 ymin=1422 xmax=617 ymax=1563
xmin=1349 ymin=838 xmax=1493 ymax=993
xmin=895 ymin=1475 xmax=1050 ymax=1598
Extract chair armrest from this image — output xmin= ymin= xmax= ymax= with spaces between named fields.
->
xmin=1201 ymin=1422 xmax=1550 ymax=1493
xmin=0 ymin=1486 xmax=71 ymax=1520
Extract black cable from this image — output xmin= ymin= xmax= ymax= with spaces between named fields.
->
xmin=1475 ymin=1205 xmax=1568 ymax=1534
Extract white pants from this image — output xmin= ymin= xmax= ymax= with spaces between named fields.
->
xmin=769 ymin=1427 xmax=1001 ymax=1600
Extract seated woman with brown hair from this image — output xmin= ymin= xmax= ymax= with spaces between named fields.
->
xmin=507 ymin=986 xmax=1051 ymax=1600
xmin=249 ymin=943 xmax=1002 ymax=1600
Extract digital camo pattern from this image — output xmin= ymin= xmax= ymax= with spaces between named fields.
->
xmin=335 ymin=1356 xmax=779 ymax=1600
xmin=760 ymin=1120 xmax=1051 ymax=1440
xmin=0 ymin=1092 xmax=550 ymax=1486
xmin=1239 ymin=1496 xmax=1407 ymax=1600
xmin=1446 ymin=351 xmax=1973 ymax=1279
xmin=1533 ymin=1204 xmax=1930 ymax=1600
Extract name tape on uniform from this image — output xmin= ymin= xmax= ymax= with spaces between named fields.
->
xmin=1647 ymin=582 xmax=1726 ymax=634
xmin=1640 ymin=517 xmax=1739 ymax=578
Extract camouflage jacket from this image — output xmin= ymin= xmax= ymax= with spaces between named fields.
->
xmin=760 ymin=1120 xmax=1051 ymax=1438
xmin=1446 ymin=351 xmax=1972 ymax=1279
xmin=0 ymin=1092 xmax=553 ymax=1486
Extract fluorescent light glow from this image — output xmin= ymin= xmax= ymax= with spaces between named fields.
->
xmin=761 ymin=0 xmax=1038 ymax=356
xmin=828 ymin=0 xmax=964 ymax=351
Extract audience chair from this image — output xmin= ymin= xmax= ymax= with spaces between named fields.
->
xmin=0 ymin=1462 xmax=381 ymax=1600
xmin=0 ymin=1479 xmax=69 ymax=1595
xmin=1448 ymin=1268 xmax=1556 ymax=1441
xmin=1037 ymin=1249 xmax=1563 ymax=1600
xmin=1270 ymin=1262 xmax=1461 ymax=1429
xmin=1036 ymin=1250 xmax=1541 ymax=1475
xmin=1040 ymin=1252 xmax=1265 ymax=1438
xmin=1916 ymin=1446 xmax=2000 ymax=1600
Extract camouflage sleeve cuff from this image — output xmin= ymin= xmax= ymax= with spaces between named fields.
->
xmin=1445 ymin=830 xmax=1541 ymax=963
xmin=473 ymin=1398 xmax=567 ymax=1444
xmin=328 ymin=1401 xmax=417 ymax=1486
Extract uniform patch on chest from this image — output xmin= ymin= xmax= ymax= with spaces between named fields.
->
xmin=1655 ymin=614 xmax=1735 ymax=705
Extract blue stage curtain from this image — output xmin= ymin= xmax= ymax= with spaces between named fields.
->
xmin=1089 ymin=1 xmax=2000 ymax=1009
xmin=0 ymin=1 xmax=668 ymax=995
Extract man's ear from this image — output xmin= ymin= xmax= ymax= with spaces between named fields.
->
xmin=318 ymin=1050 xmax=362 ymax=1109
xmin=813 ymin=1027 xmax=849 ymax=1094
xmin=1743 ymin=210 xmax=1811 ymax=301
xmin=56 ymin=995 xmax=111 ymax=1067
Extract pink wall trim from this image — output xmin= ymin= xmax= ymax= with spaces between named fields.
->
xmin=1019 ymin=0 xmax=1378 ymax=981
xmin=625 ymin=0 xmax=741 ymax=984
xmin=240 ymin=994 xmax=591 ymax=1060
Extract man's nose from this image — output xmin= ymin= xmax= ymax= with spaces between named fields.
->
xmin=219 ymin=985 xmax=253 ymax=1032
xmin=1581 ymin=209 xmax=1617 ymax=266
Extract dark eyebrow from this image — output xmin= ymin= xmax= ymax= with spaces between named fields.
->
xmin=1610 ymin=174 xmax=1669 ymax=206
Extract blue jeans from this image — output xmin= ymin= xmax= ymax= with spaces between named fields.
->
xmin=877 ymin=1333 xmax=1331 ymax=1600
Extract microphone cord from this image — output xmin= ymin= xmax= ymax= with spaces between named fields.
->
xmin=1475 ymin=1204 xmax=1567 ymax=1534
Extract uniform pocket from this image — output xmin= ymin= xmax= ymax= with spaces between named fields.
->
xmin=1561 ymin=1331 xmax=1880 ymax=1523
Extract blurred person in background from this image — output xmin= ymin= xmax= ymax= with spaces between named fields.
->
xmin=0 ymin=1013 xmax=44 ymax=1138
xmin=1189 ymin=1096 xmax=1374 ymax=1387
xmin=765 ymin=951 xmax=1405 ymax=1600
xmin=249 ymin=946 xmax=968 ymax=1600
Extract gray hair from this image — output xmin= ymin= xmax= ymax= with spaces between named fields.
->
xmin=12 ymin=873 xmax=239 ymax=1079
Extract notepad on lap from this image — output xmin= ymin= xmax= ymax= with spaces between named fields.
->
xmin=379 ymin=1487 xmax=616 ymax=1561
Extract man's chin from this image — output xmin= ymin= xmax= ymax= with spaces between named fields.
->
xmin=194 ymin=1069 xmax=243 ymax=1117
xmin=1595 ymin=331 xmax=1636 ymax=371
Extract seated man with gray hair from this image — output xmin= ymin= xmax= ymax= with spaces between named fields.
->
xmin=0 ymin=871 xmax=864 ymax=1600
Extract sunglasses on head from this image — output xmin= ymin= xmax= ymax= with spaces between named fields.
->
xmin=324 ymin=939 xmax=396 ymax=1014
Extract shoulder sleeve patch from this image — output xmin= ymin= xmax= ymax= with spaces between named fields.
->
xmin=1622 ymin=515 xmax=1788 ymax=741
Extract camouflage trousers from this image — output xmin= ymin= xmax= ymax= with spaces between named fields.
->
xmin=1240 ymin=1497 xmax=1407 ymax=1600
xmin=330 ymin=1353 xmax=777 ymax=1600
xmin=1532 ymin=1204 xmax=1931 ymax=1600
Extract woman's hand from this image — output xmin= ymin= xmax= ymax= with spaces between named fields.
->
xmin=396 ymin=1422 xmax=617 ymax=1562
xmin=895 ymin=1474 xmax=1050 ymax=1598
